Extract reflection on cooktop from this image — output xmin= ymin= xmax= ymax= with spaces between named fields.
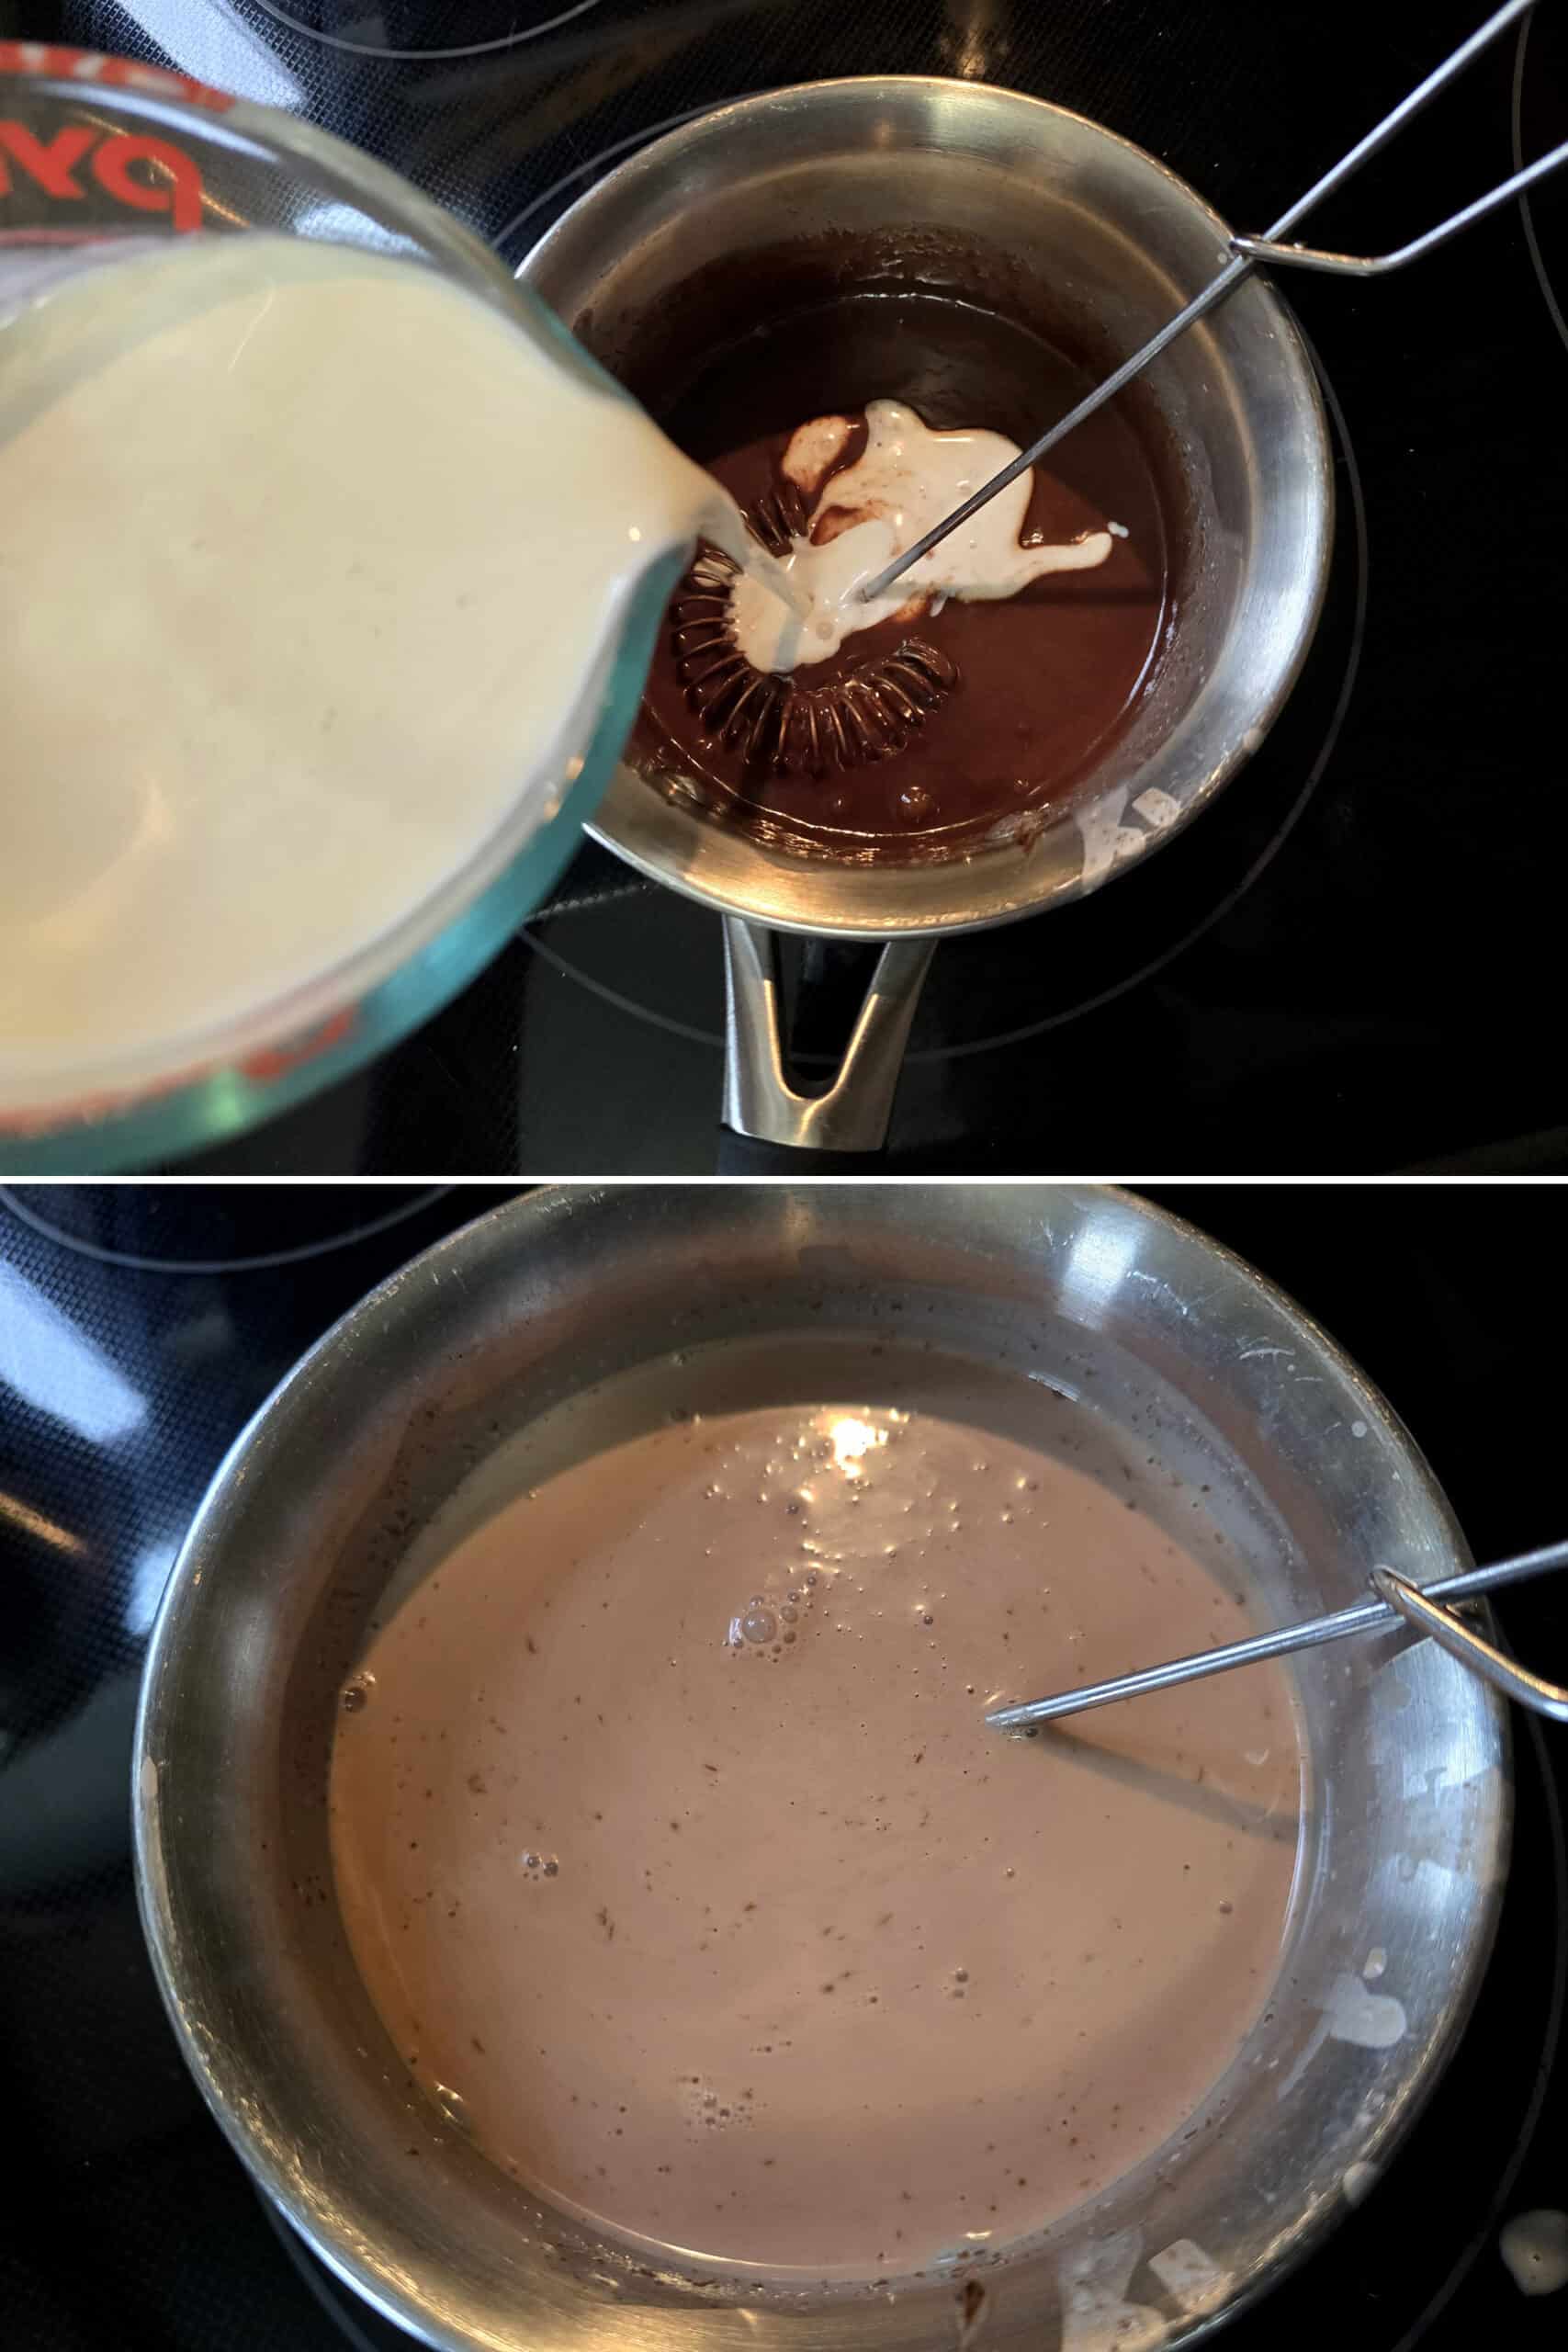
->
xmin=1517 ymin=1 xmax=1568 ymax=355
xmin=240 ymin=0 xmax=608 ymax=60
xmin=0 ymin=1182 xmax=451 ymax=1269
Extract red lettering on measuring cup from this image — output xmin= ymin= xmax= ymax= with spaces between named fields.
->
xmin=92 ymin=134 xmax=204 ymax=232
xmin=0 ymin=121 xmax=95 ymax=199
xmin=0 ymin=121 xmax=207 ymax=231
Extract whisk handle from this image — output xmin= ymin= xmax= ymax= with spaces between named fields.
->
xmin=1234 ymin=137 xmax=1568 ymax=278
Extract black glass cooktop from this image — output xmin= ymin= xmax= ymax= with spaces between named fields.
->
xmin=0 ymin=1177 xmax=1564 ymax=2348
xmin=22 ymin=0 xmax=1568 ymax=1174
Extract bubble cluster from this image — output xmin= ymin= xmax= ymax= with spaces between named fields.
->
xmin=520 ymin=1850 xmax=560 ymax=1880
xmin=680 ymin=2075 xmax=755 ymax=2132
xmin=726 ymin=1573 xmax=817 ymax=1658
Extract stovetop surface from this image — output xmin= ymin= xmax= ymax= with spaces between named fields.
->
xmin=0 ymin=1177 xmax=1564 ymax=2346
xmin=14 ymin=0 xmax=1564 ymax=1175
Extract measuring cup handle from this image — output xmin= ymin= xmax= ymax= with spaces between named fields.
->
xmin=718 ymin=919 xmax=933 ymax=1162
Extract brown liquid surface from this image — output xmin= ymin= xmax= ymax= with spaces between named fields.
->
xmin=635 ymin=294 xmax=1172 ymax=861
xmin=331 ymin=1344 xmax=1301 ymax=2279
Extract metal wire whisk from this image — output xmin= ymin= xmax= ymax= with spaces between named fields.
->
xmin=987 ymin=1534 xmax=1568 ymax=1733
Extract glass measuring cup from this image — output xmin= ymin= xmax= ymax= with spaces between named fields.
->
xmin=0 ymin=42 xmax=689 ymax=1172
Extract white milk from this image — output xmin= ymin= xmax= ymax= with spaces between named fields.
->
xmin=729 ymin=400 xmax=1116 ymax=673
xmin=0 ymin=234 xmax=749 ymax=1093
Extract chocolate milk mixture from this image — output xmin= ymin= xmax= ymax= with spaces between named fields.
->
xmin=331 ymin=1343 xmax=1301 ymax=2279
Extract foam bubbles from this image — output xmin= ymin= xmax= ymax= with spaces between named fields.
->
xmin=680 ymin=2075 xmax=755 ymax=2132
xmin=727 ymin=1571 xmax=822 ymax=1657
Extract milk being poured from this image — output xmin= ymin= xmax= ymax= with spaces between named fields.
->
xmin=0 ymin=234 xmax=762 ymax=1095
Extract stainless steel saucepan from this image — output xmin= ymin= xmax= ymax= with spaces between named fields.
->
xmin=520 ymin=85 xmax=1334 ymax=1160
xmin=135 ymin=1185 xmax=1505 ymax=2352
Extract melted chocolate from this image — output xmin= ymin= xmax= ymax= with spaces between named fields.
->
xmin=633 ymin=289 xmax=1174 ymax=863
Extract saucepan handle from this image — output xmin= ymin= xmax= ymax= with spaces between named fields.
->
xmin=717 ymin=919 xmax=934 ymax=1168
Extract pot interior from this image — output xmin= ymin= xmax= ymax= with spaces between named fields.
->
xmin=522 ymin=84 xmax=1332 ymax=936
xmin=136 ymin=1189 xmax=1504 ymax=2352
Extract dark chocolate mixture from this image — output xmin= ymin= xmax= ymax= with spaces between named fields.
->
xmin=633 ymin=289 xmax=1175 ymax=863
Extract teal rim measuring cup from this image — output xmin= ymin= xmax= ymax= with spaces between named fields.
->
xmin=0 ymin=43 xmax=686 ymax=1171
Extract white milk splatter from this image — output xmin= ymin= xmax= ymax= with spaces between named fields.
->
xmin=1148 ymin=2239 xmax=1229 ymax=2315
xmin=1324 ymin=1974 xmax=1408 ymax=2050
xmin=1279 ymin=1972 xmax=1407 ymax=2100
xmin=1133 ymin=787 xmax=1181 ymax=831
xmin=730 ymin=401 xmax=1113 ymax=673
xmin=1059 ymin=2232 xmax=1168 ymax=2352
